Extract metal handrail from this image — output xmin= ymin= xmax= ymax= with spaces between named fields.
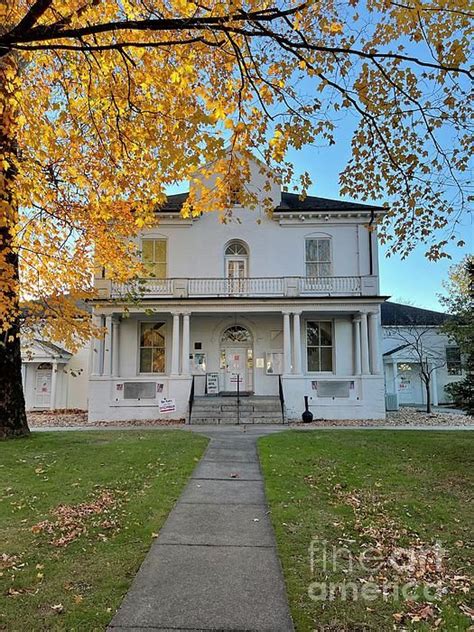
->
xmin=278 ymin=374 xmax=285 ymax=423
xmin=188 ymin=375 xmax=195 ymax=424
xmin=236 ymin=374 xmax=240 ymax=425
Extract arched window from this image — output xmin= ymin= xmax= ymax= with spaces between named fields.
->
xmin=225 ymin=242 xmax=248 ymax=257
xmin=224 ymin=241 xmax=249 ymax=279
xmin=221 ymin=325 xmax=252 ymax=345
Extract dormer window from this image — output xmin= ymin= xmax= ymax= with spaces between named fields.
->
xmin=227 ymin=180 xmax=243 ymax=206
xmin=142 ymin=238 xmax=167 ymax=278
xmin=305 ymin=238 xmax=331 ymax=277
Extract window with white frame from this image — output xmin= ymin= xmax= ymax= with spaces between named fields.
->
xmin=140 ymin=323 xmax=166 ymax=373
xmin=142 ymin=239 xmax=167 ymax=278
xmin=225 ymin=241 xmax=249 ymax=279
xmin=307 ymin=321 xmax=333 ymax=372
xmin=446 ymin=347 xmax=462 ymax=375
xmin=305 ymin=238 xmax=331 ymax=277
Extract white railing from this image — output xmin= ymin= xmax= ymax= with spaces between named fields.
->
xmin=188 ymin=277 xmax=284 ymax=296
xmin=109 ymin=276 xmax=364 ymax=298
xmin=299 ymin=276 xmax=362 ymax=294
xmin=111 ymin=278 xmax=174 ymax=297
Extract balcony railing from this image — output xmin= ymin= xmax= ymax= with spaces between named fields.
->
xmin=107 ymin=275 xmax=374 ymax=299
xmin=188 ymin=277 xmax=285 ymax=296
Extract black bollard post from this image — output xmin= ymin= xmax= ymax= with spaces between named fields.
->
xmin=302 ymin=395 xmax=313 ymax=423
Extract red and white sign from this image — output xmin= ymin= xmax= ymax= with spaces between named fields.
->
xmin=159 ymin=397 xmax=176 ymax=413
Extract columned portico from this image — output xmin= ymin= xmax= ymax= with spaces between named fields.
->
xmin=88 ymin=299 xmax=386 ymax=422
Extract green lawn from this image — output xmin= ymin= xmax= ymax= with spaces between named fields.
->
xmin=0 ymin=430 xmax=208 ymax=631
xmin=259 ymin=430 xmax=473 ymax=631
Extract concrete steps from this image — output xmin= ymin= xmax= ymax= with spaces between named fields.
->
xmin=190 ymin=396 xmax=284 ymax=425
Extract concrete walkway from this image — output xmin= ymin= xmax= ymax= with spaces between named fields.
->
xmin=108 ymin=426 xmax=294 ymax=632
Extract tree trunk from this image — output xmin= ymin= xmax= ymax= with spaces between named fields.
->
xmin=0 ymin=316 xmax=29 ymax=440
xmin=425 ymin=380 xmax=431 ymax=414
xmin=0 ymin=53 xmax=30 ymax=439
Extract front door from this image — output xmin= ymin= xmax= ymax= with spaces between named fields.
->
xmin=224 ymin=348 xmax=247 ymax=392
xmin=35 ymin=365 xmax=52 ymax=408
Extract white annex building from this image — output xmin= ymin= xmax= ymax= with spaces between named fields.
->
xmin=382 ymin=302 xmax=462 ymax=409
xmin=88 ymin=160 xmax=387 ymax=423
xmin=21 ymin=339 xmax=89 ymax=411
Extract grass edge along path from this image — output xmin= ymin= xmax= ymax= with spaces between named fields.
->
xmin=258 ymin=430 xmax=473 ymax=631
xmin=0 ymin=430 xmax=208 ymax=631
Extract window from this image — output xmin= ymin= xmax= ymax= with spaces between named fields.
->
xmin=307 ymin=321 xmax=333 ymax=372
xmin=446 ymin=347 xmax=462 ymax=375
xmin=225 ymin=242 xmax=248 ymax=256
xmin=227 ymin=179 xmax=243 ymax=206
xmin=305 ymin=238 xmax=331 ymax=277
xmin=225 ymin=241 xmax=249 ymax=280
xmin=221 ymin=325 xmax=252 ymax=344
xmin=142 ymin=239 xmax=167 ymax=278
xmin=140 ymin=323 xmax=166 ymax=373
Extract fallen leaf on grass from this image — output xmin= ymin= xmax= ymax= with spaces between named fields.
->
xmin=30 ymin=489 xmax=119 ymax=547
xmin=0 ymin=554 xmax=20 ymax=571
xmin=332 ymin=486 xmax=472 ymax=628
xmin=460 ymin=604 xmax=474 ymax=620
xmin=51 ymin=603 xmax=64 ymax=614
xmin=7 ymin=586 xmax=38 ymax=597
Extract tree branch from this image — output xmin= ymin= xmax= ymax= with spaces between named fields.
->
xmin=7 ymin=0 xmax=55 ymax=37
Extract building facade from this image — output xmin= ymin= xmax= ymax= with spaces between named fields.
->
xmin=21 ymin=339 xmax=89 ymax=411
xmin=89 ymin=162 xmax=387 ymax=422
xmin=382 ymin=302 xmax=462 ymax=408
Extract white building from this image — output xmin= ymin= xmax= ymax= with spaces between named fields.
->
xmin=381 ymin=302 xmax=462 ymax=408
xmin=21 ymin=339 xmax=89 ymax=411
xmin=89 ymin=161 xmax=387 ymax=423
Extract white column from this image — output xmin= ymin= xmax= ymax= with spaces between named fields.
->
xmin=181 ymin=313 xmax=190 ymax=376
xmin=91 ymin=315 xmax=102 ymax=375
xmin=360 ymin=312 xmax=370 ymax=375
xmin=103 ymin=315 xmax=113 ymax=376
xmin=171 ymin=313 xmax=180 ymax=375
xmin=112 ymin=318 xmax=120 ymax=377
xmin=283 ymin=312 xmax=292 ymax=375
xmin=353 ymin=316 xmax=361 ymax=375
xmin=368 ymin=311 xmax=381 ymax=375
xmin=292 ymin=312 xmax=302 ymax=374
xmin=50 ymin=360 xmax=58 ymax=410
